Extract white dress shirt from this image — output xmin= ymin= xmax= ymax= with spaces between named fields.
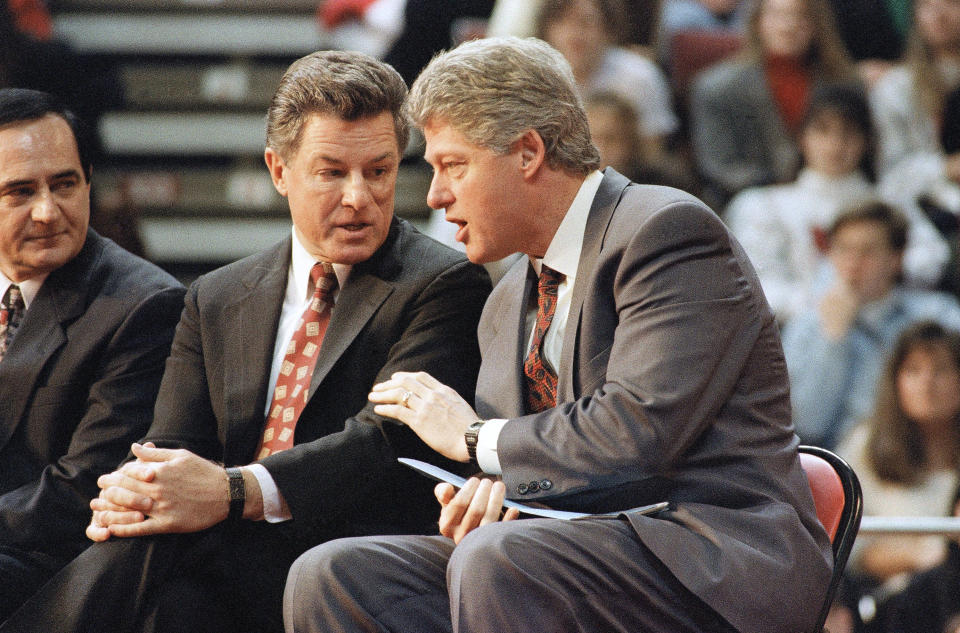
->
xmin=476 ymin=170 xmax=604 ymax=474
xmin=0 ymin=273 xmax=48 ymax=311
xmin=247 ymin=228 xmax=350 ymax=522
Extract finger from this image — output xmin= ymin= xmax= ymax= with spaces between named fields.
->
xmin=503 ymin=507 xmax=521 ymax=522
xmin=86 ymin=522 xmax=111 ymax=542
xmin=371 ymin=402 xmax=413 ymax=424
xmin=90 ymin=496 xmax=139 ymax=513
xmin=453 ymin=479 xmax=495 ymax=543
xmin=96 ymin=509 xmax=147 ymax=526
xmin=435 ymin=482 xmax=457 ymax=506
xmin=370 ymin=378 xmax=402 ymax=393
xmin=118 ymin=460 xmax=157 ymax=482
xmin=108 ymin=518 xmax=164 ymax=539
xmin=438 ymin=478 xmax=480 ymax=539
xmin=479 ymin=481 xmax=509 ymax=527
xmin=130 ymin=442 xmax=176 ymax=463
xmin=100 ymin=482 xmax=154 ymax=513
xmin=368 ymin=387 xmax=415 ymax=406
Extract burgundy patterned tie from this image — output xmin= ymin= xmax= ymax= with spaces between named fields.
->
xmin=0 ymin=284 xmax=25 ymax=363
xmin=257 ymin=263 xmax=337 ymax=458
xmin=524 ymin=266 xmax=563 ymax=413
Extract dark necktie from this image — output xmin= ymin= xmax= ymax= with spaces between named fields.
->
xmin=524 ymin=266 xmax=563 ymax=414
xmin=257 ymin=263 xmax=338 ymax=458
xmin=0 ymin=284 xmax=25 ymax=363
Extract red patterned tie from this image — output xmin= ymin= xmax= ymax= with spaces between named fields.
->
xmin=524 ymin=266 xmax=563 ymax=413
xmin=0 ymin=284 xmax=25 ymax=363
xmin=257 ymin=263 xmax=337 ymax=458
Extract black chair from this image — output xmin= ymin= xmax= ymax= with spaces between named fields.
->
xmin=798 ymin=445 xmax=864 ymax=633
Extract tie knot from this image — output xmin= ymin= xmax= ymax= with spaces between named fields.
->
xmin=310 ymin=262 xmax=338 ymax=301
xmin=538 ymin=266 xmax=563 ymax=295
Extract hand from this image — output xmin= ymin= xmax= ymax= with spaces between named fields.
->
xmin=818 ymin=281 xmax=861 ymax=341
xmin=435 ymin=479 xmax=520 ymax=545
xmin=92 ymin=443 xmax=230 ymax=538
xmin=369 ymin=371 xmax=479 ymax=462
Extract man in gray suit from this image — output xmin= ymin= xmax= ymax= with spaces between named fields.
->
xmin=284 ymin=37 xmax=833 ymax=633
xmin=0 ymin=51 xmax=488 ymax=633
xmin=0 ymin=88 xmax=184 ymax=619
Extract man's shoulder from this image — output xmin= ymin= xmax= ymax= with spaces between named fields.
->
xmin=69 ymin=231 xmax=183 ymax=300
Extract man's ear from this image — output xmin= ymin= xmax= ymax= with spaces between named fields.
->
xmin=516 ymin=129 xmax=546 ymax=178
xmin=264 ymin=147 xmax=288 ymax=196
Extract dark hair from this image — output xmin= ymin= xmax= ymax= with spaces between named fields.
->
xmin=828 ymin=199 xmax=908 ymax=252
xmin=866 ymin=320 xmax=960 ymax=484
xmin=801 ymin=81 xmax=877 ymax=180
xmin=266 ymin=50 xmax=409 ymax=160
xmin=0 ymin=88 xmax=92 ymax=181
xmin=534 ymin=0 xmax=630 ymax=45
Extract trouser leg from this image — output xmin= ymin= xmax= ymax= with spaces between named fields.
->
xmin=0 ymin=547 xmax=67 ymax=622
xmin=448 ymin=518 xmax=738 ymax=633
xmin=284 ymin=534 xmax=454 ymax=633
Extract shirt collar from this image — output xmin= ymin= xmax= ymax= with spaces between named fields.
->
xmin=530 ymin=170 xmax=604 ymax=281
xmin=0 ymin=272 xmax=48 ymax=309
xmin=290 ymin=228 xmax=351 ymax=301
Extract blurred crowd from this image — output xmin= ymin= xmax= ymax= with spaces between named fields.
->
xmin=4 ymin=0 xmax=960 ymax=631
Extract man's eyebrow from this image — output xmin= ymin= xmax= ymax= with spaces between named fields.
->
xmin=317 ymin=153 xmax=397 ymax=165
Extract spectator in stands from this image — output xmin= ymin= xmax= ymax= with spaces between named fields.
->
xmin=689 ymin=0 xmax=853 ymax=206
xmin=536 ymin=0 xmax=679 ymax=162
xmin=584 ymin=91 xmax=697 ymax=192
xmin=837 ymin=321 xmax=960 ymax=631
xmin=657 ymin=0 xmax=751 ymax=66
xmin=725 ymin=82 xmax=950 ymax=323
xmin=782 ymin=201 xmax=960 ymax=449
xmin=0 ymin=51 xmax=489 ymax=633
xmin=870 ymin=0 xmax=960 ymax=176
xmin=875 ymin=478 xmax=960 ymax=633
xmin=0 ymin=88 xmax=184 ymax=620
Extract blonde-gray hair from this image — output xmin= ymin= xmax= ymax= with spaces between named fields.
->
xmin=407 ymin=37 xmax=600 ymax=175
xmin=266 ymin=49 xmax=409 ymax=160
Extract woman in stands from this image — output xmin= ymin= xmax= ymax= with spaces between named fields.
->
xmin=689 ymin=0 xmax=852 ymax=206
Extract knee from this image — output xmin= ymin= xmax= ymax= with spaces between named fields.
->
xmin=448 ymin=522 xmax=537 ymax=590
xmin=286 ymin=539 xmax=357 ymax=605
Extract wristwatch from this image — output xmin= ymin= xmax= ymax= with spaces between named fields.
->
xmin=225 ymin=467 xmax=245 ymax=522
xmin=464 ymin=420 xmax=486 ymax=465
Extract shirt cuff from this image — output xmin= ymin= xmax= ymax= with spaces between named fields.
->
xmin=476 ymin=418 xmax=508 ymax=475
xmin=245 ymin=463 xmax=291 ymax=523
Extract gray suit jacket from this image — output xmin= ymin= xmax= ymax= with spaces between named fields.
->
xmin=475 ymin=170 xmax=833 ymax=633
xmin=0 ymin=230 xmax=184 ymax=559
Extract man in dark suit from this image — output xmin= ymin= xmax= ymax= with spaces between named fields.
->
xmin=284 ymin=37 xmax=833 ymax=633
xmin=0 ymin=51 xmax=489 ymax=632
xmin=0 ymin=88 xmax=184 ymax=619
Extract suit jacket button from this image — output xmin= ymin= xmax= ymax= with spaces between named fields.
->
xmin=527 ymin=480 xmax=540 ymax=492
xmin=539 ymin=479 xmax=552 ymax=490
xmin=517 ymin=483 xmax=529 ymax=495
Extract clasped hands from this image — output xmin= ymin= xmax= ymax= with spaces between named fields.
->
xmin=86 ymin=442 xmax=230 ymax=542
xmin=370 ymin=371 xmax=519 ymax=544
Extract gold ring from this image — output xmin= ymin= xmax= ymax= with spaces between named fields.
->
xmin=401 ymin=390 xmax=413 ymax=407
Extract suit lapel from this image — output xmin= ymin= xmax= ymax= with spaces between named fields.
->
xmin=309 ymin=272 xmax=391 ymax=392
xmin=477 ymin=258 xmax=532 ymax=419
xmin=557 ymin=169 xmax=630 ymax=402
xmin=0 ymin=235 xmax=96 ymax=449
xmin=229 ymin=241 xmax=289 ymax=432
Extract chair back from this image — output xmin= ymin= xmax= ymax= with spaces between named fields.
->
xmin=798 ymin=445 xmax=863 ymax=633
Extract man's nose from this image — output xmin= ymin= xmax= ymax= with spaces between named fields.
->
xmin=31 ymin=187 xmax=60 ymax=223
xmin=341 ymin=173 xmax=373 ymax=209
xmin=426 ymin=175 xmax=452 ymax=210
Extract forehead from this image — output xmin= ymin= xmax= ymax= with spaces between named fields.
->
xmin=0 ymin=115 xmax=82 ymax=180
xmin=291 ymin=111 xmax=399 ymax=164
xmin=422 ymin=119 xmax=489 ymax=161
xmin=832 ymin=220 xmax=890 ymax=245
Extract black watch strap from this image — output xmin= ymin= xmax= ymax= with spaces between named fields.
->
xmin=464 ymin=420 xmax=486 ymax=465
xmin=225 ymin=467 xmax=245 ymax=522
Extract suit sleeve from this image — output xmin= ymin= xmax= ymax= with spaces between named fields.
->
xmin=261 ymin=260 xmax=489 ymax=533
xmin=496 ymin=201 xmax=772 ymax=505
xmin=0 ymin=285 xmax=185 ymax=554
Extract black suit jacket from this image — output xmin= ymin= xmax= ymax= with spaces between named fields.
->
xmin=476 ymin=170 xmax=833 ymax=633
xmin=0 ymin=230 xmax=184 ymax=559
xmin=141 ymin=217 xmax=490 ymax=538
